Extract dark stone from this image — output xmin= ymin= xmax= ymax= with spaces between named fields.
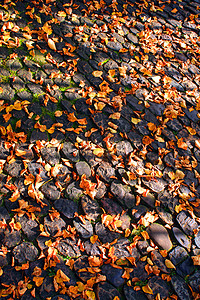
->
xmin=148 ymin=276 xmax=170 ymax=300
xmin=3 ymin=229 xmax=21 ymax=248
xmin=142 ymin=178 xmax=166 ymax=193
xmin=132 ymin=205 xmax=148 ymax=221
xmin=40 ymin=181 xmax=61 ymax=201
xmin=15 ymin=143 xmax=34 ymax=160
xmin=81 ymin=195 xmax=102 ymax=220
xmin=17 ymin=69 xmax=33 ymax=83
xmin=156 ymin=207 xmax=173 ymax=225
xmin=101 ymin=264 xmax=125 ymax=287
xmin=6 ymin=59 xmax=22 ymax=71
xmin=151 ymin=251 xmax=170 ymax=273
xmin=176 ymin=257 xmax=195 ymax=278
xmin=28 ymin=162 xmax=48 ymax=180
xmin=61 ymin=142 xmax=80 ymax=162
xmin=189 ymin=270 xmax=200 ymax=293
xmin=84 ymin=240 xmax=101 ymax=256
xmin=54 ymin=198 xmax=78 ymax=219
xmin=27 ymin=83 xmax=43 ymax=95
xmin=41 ymin=147 xmax=60 ymax=165
xmin=101 ymin=198 xmax=123 ymax=215
xmin=44 ymin=215 xmax=66 ymax=237
xmin=66 ymin=182 xmax=83 ymax=201
xmin=4 ymin=160 xmax=23 ymax=177
xmin=111 ymin=181 xmax=135 ymax=208
xmin=0 ymin=83 xmax=15 ymax=101
xmin=95 ymin=223 xmax=120 ymax=244
xmin=96 ymin=282 xmax=121 ymax=300
xmin=0 ymin=266 xmax=23 ymax=285
xmin=17 ymin=215 xmax=39 ymax=241
xmin=127 ymin=33 xmax=138 ymax=44
xmin=130 ymin=261 xmax=148 ymax=281
xmin=172 ymin=227 xmax=191 ymax=251
xmin=74 ymin=255 xmax=95 ymax=282
xmin=75 ymin=161 xmax=91 ymax=178
xmin=39 ymin=277 xmax=55 ymax=299
xmin=56 ymin=239 xmax=81 ymax=258
xmin=97 ymin=161 xmax=115 ymax=182
xmin=113 ymin=238 xmax=140 ymax=260
xmin=148 ymin=223 xmax=173 ymax=251
xmin=13 ymin=242 xmax=38 ymax=264
xmin=169 ymin=246 xmax=188 ymax=267
xmin=73 ymin=218 xmax=93 ymax=239
xmin=141 ymin=193 xmax=156 ymax=208
xmin=124 ymin=286 xmax=148 ymax=300
xmin=195 ymin=230 xmax=200 ymax=248
xmin=137 ymin=240 xmax=149 ymax=256
xmin=30 ymin=130 xmax=48 ymax=142
xmin=171 ymin=275 xmax=191 ymax=300
xmin=116 ymin=140 xmax=133 ymax=157
xmin=0 ymin=207 xmax=10 ymax=222
xmin=95 ymin=180 xmax=107 ymax=199
xmin=107 ymin=41 xmax=123 ymax=51
xmin=176 ymin=210 xmax=198 ymax=235
xmin=81 ymin=149 xmax=102 ymax=168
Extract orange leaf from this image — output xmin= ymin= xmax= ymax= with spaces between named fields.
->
xmin=165 ymin=259 xmax=176 ymax=269
xmin=177 ymin=138 xmax=187 ymax=150
xmin=48 ymin=38 xmax=56 ymax=51
xmin=33 ymin=277 xmax=44 ymax=287
xmin=88 ymin=256 xmax=102 ymax=267
xmin=142 ymin=136 xmax=154 ymax=145
xmin=142 ymin=284 xmax=153 ymax=294
xmin=67 ymin=112 xmax=77 ymax=122
xmin=171 ymin=8 xmax=178 ymax=13
xmin=191 ymin=255 xmax=200 ymax=265
xmin=90 ymin=235 xmax=98 ymax=244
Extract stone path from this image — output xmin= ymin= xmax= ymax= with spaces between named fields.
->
xmin=0 ymin=0 xmax=200 ymax=299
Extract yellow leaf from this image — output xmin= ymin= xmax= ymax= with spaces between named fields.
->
xmin=58 ymin=11 xmax=66 ymax=17
xmin=45 ymin=239 xmax=52 ymax=247
xmin=93 ymin=148 xmax=104 ymax=157
xmin=33 ymin=277 xmax=44 ymax=287
xmin=90 ymin=235 xmax=98 ymax=244
xmin=94 ymin=102 xmax=106 ymax=111
xmin=165 ymin=259 xmax=176 ymax=269
xmin=186 ymin=126 xmax=196 ymax=135
xmin=92 ymin=70 xmax=103 ymax=77
xmin=142 ymin=284 xmax=153 ymax=294
xmin=42 ymin=22 xmax=52 ymax=35
xmin=13 ymin=101 xmax=22 ymax=110
xmin=131 ymin=118 xmax=141 ymax=124
xmin=85 ymin=290 xmax=96 ymax=300
xmin=109 ymin=112 xmax=121 ymax=119
xmin=48 ymin=38 xmax=56 ymax=51
xmin=175 ymin=170 xmax=185 ymax=179
xmin=0 ymin=268 xmax=3 ymax=276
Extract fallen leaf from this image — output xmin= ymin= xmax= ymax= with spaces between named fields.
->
xmin=142 ymin=284 xmax=153 ymax=294
xmin=92 ymin=70 xmax=103 ymax=77
xmin=48 ymin=38 xmax=56 ymax=51
xmin=165 ymin=259 xmax=176 ymax=269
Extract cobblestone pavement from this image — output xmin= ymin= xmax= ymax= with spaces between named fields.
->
xmin=1 ymin=0 xmax=200 ymax=299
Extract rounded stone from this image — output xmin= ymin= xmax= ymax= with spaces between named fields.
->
xmin=148 ymin=223 xmax=173 ymax=251
xmin=75 ymin=161 xmax=91 ymax=178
